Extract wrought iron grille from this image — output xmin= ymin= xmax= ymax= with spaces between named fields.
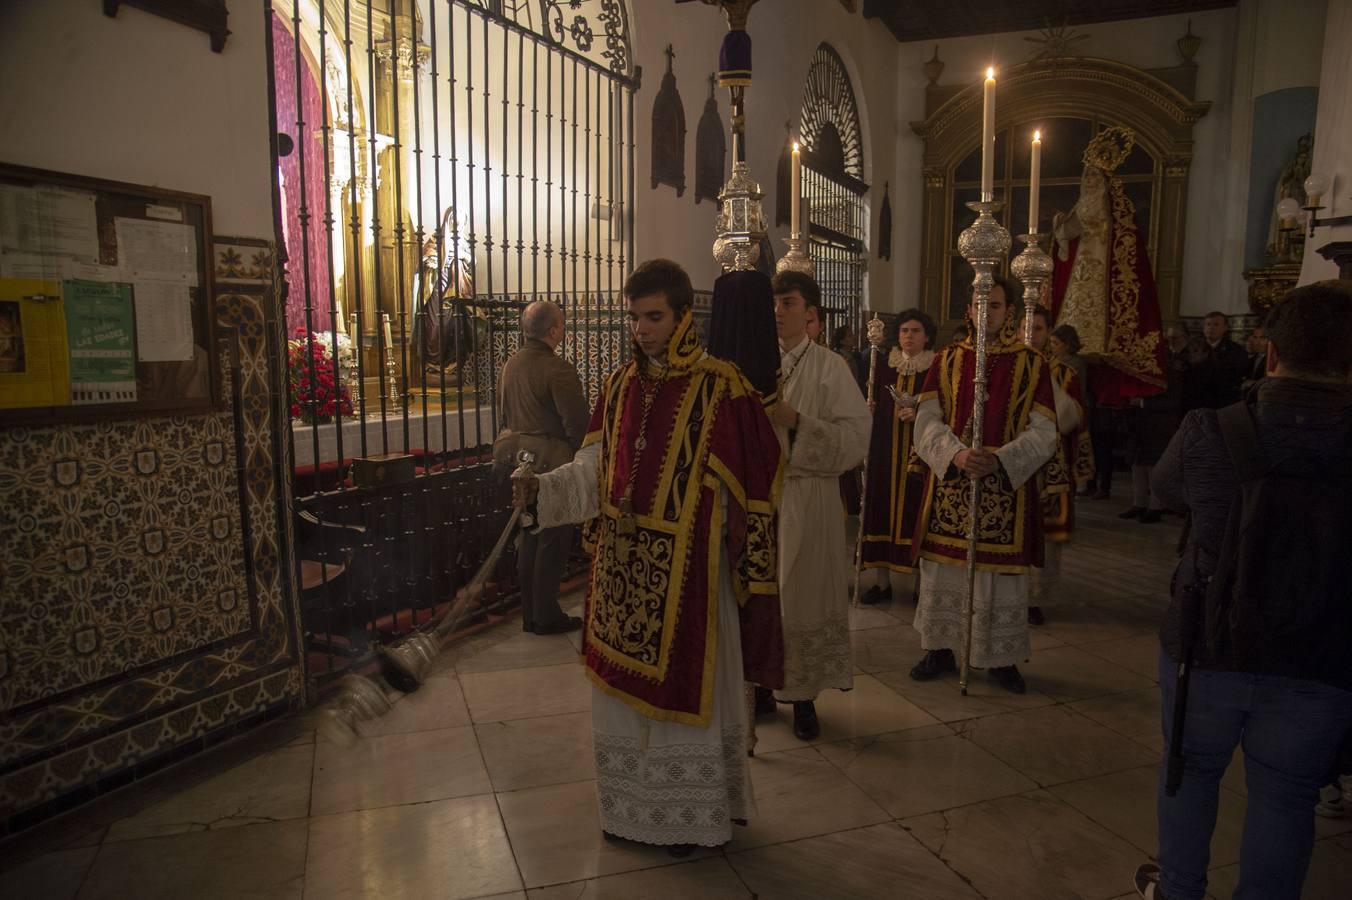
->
xmin=268 ymin=0 xmax=635 ymax=684
xmin=799 ymin=43 xmax=868 ymax=342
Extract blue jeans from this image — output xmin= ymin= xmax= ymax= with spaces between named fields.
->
xmin=1156 ymin=650 xmax=1352 ymax=900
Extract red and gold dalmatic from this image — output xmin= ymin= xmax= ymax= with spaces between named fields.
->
xmin=913 ymin=324 xmax=1057 ymax=572
xmin=1040 ymin=358 xmax=1094 ymax=542
xmin=580 ymin=312 xmax=784 ymax=727
xmin=860 ymin=351 xmax=931 ymax=572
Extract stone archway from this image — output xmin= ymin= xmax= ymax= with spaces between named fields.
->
xmin=910 ymin=57 xmax=1211 ymax=324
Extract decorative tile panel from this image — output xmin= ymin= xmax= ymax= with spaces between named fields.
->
xmin=0 ymin=237 xmax=302 ymax=829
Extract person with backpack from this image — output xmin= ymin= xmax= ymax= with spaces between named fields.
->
xmin=1133 ymin=280 xmax=1352 ymax=900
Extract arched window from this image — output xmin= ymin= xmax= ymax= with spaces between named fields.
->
xmin=798 ymin=44 xmax=868 ymax=331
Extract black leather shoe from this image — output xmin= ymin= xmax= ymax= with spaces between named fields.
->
xmin=534 ymin=615 xmax=582 ymax=635
xmin=989 ymin=665 xmax=1027 ymax=694
xmin=1027 ymin=606 xmax=1045 ymax=626
xmin=792 ymin=701 xmax=820 ymax=740
xmin=1139 ymin=509 xmax=1163 ymax=524
xmin=859 ymin=584 xmax=891 ymax=606
xmin=909 ymin=649 xmax=957 ymax=681
xmin=1117 ymin=506 xmax=1146 ymax=520
xmin=668 ymin=843 xmax=696 ymax=858
xmin=753 ymin=686 xmax=777 ymax=717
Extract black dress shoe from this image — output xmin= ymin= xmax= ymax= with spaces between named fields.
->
xmin=534 ymin=615 xmax=583 ymax=635
xmin=909 ymin=649 xmax=957 ymax=681
xmin=792 ymin=701 xmax=820 ymax=740
xmin=753 ymin=685 xmax=777 ymax=717
xmin=859 ymin=584 xmax=891 ymax=606
xmin=1139 ymin=509 xmax=1163 ymax=524
xmin=668 ymin=843 xmax=696 ymax=858
xmin=1117 ymin=506 xmax=1146 ymax=520
xmin=989 ymin=665 xmax=1027 ymax=694
xmin=1092 ymin=489 xmax=1111 ymax=501
xmin=1027 ymin=606 xmax=1045 ymax=626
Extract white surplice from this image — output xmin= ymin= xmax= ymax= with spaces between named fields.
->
xmin=1033 ymin=376 xmax=1082 ymax=607
xmin=774 ymin=339 xmax=872 ymax=700
xmin=534 ymin=443 xmax=753 ymax=847
xmin=910 ymin=398 xmax=1057 ymax=668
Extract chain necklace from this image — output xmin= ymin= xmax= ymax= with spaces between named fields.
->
xmin=779 ymin=338 xmax=811 ymax=388
xmin=615 ymin=358 xmax=666 ymax=560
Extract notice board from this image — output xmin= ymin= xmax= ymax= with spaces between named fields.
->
xmin=0 ymin=163 xmax=218 ymax=424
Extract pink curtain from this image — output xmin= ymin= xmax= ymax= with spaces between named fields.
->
xmin=272 ymin=13 xmax=333 ymax=334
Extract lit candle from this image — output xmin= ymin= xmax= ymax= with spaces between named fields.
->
xmin=791 ymin=142 xmax=802 ymax=237
xmin=382 ymin=313 xmax=392 ymax=348
xmin=1028 ymin=129 xmax=1042 ymax=233
xmin=981 ymin=67 xmax=996 ymax=200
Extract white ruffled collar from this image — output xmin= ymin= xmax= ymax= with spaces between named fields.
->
xmin=889 ymin=347 xmax=935 ymax=375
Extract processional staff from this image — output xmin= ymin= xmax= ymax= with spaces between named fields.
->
xmin=955 ymin=68 xmax=1011 ymax=695
xmin=850 ymin=314 xmax=886 ymax=608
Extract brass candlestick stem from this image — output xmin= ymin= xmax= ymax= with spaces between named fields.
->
xmin=955 ymin=199 xmax=1011 ymax=695
xmin=1011 ymin=234 xmax=1053 ymax=344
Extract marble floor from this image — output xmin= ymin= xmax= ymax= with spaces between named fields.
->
xmin=4 ymin=496 xmax=1351 ymax=899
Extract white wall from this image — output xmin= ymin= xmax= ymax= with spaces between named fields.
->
xmin=0 ymin=0 xmax=275 ymax=239
xmin=1299 ymin=0 xmax=1352 ymax=284
xmin=890 ymin=8 xmax=1240 ymax=316
xmin=628 ymin=0 xmax=900 ymax=305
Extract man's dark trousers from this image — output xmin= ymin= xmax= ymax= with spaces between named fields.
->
xmin=518 ymin=524 xmax=575 ymax=631
xmin=1156 ymin=650 xmax=1352 ymax=900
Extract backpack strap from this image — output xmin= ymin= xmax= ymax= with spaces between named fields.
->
xmin=1215 ymin=401 xmax=1266 ymax=482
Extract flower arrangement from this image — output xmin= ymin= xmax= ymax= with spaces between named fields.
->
xmin=287 ymin=328 xmax=354 ymax=424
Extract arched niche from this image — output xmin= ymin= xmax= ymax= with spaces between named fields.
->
xmin=910 ymin=57 xmax=1210 ymax=325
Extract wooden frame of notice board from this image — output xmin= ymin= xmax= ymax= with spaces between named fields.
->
xmin=0 ymin=163 xmax=219 ymax=426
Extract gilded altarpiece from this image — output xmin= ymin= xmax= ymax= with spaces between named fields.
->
xmin=910 ymin=57 xmax=1210 ymax=326
xmin=0 ymin=238 xmax=303 ymax=831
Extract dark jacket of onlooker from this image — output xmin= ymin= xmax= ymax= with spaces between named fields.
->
xmin=496 ymin=338 xmax=589 ymax=471
xmin=1184 ymin=336 xmax=1249 ymax=411
xmin=1152 ymin=377 xmax=1352 ymax=691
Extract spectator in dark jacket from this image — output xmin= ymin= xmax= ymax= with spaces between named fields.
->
xmin=1135 ymin=281 xmax=1352 ymax=900
xmin=1183 ymin=311 xmax=1250 ymax=411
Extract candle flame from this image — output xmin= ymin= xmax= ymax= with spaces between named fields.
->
xmin=1034 ymin=130 xmax=1041 ymax=141
xmin=986 ymin=66 xmax=995 ymax=79
xmin=793 ymin=142 xmax=799 ymax=152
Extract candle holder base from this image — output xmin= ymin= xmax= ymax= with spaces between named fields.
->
xmin=776 ymin=234 xmax=815 ymax=277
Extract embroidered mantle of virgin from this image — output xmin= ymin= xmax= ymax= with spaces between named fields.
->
xmin=580 ymin=313 xmax=785 ymax=727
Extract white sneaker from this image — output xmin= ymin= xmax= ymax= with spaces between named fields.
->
xmin=1315 ymin=782 xmax=1344 ymax=818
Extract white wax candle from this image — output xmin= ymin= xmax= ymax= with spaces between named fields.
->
xmin=383 ymin=314 xmax=392 ymax=348
xmin=791 ymin=142 xmax=802 ymax=237
xmin=1029 ymin=130 xmax=1042 ymax=233
xmin=981 ymin=68 xmax=996 ymax=200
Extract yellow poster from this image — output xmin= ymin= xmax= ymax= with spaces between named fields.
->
xmin=0 ymin=278 xmax=70 ymax=409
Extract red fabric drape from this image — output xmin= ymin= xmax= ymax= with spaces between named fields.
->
xmin=272 ymin=13 xmax=333 ymax=334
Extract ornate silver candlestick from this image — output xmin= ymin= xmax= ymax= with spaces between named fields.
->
xmin=381 ymin=312 xmax=401 ymax=412
xmin=345 ymin=312 xmax=364 ymax=410
xmin=1010 ymin=233 xmax=1053 ymax=344
xmin=955 ymin=199 xmax=1011 ymax=694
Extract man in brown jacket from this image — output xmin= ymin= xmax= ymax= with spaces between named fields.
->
xmin=496 ymin=300 xmax=589 ymax=633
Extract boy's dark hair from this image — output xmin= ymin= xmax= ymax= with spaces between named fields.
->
xmin=971 ymin=275 xmax=1020 ymax=306
xmin=771 ymin=270 xmax=822 ymax=314
xmin=624 ymin=258 xmax=694 ymax=318
xmin=1205 ymin=310 xmax=1228 ymax=322
xmin=895 ymin=307 xmax=937 ymax=349
xmin=1028 ymin=303 xmax=1053 ymax=326
xmin=1052 ymin=323 xmax=1082 ymax=355
xmin=1263 ymin=280 xmax=1352 ymax=379
xmin=829 ymin=324 xmax=852 ymax=350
